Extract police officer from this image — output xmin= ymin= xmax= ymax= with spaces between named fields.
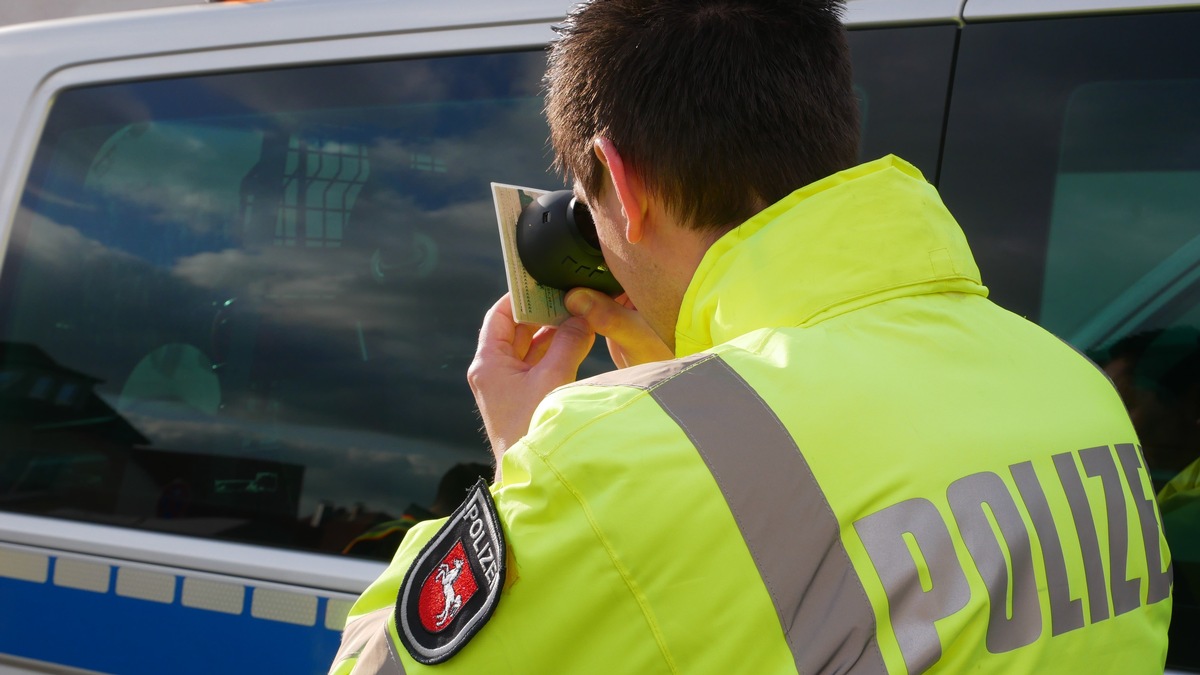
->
xmin=331 ymin=0 xmax=1172 ymax=672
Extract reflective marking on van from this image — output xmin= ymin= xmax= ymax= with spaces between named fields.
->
xmin=0 ymin=543 xmax=350 ymax=674
xmin=0 ymin=548 xmax=48 ymax=583
xmin=53 ymin=558 xmax=110 ymax=593
xmin=182 ymin=577 xmax=244 ymax=615
xmin=326 ymin=597 xmax=355 ymax=631
xmin=116 ymin=567 xmax=176 ymax=604
xmin=0 ymin=543 xmax=350 ymax=631
xmin=0 ymin=538 xmax=350 ymax=629
xmin=252 ymin=586 xmax=319 ymax=626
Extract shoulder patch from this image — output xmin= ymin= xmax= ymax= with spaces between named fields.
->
xmin=396 ymin=479 xmax=506 ymax=664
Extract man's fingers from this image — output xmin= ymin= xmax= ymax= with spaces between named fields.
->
xmin=512 ymin=322 xmax=536 ymax=361
xmin=475 ymin=294 xmax=542 ymax=362
xmin=535 ymin=317 xmax=595 ymax=380
xmin=476 ymin=294 xmax=519 ymax=358
xmin=565 ymin=289 xmax=637 ymax=338
xmin=565 ymin=288 xmax=673 ymax=367
xmin=525 ymin=326 xmax=556 ymax=365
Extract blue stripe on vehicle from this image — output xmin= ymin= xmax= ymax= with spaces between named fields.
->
xmin=0 ymin=550 xmax=348 ymax=675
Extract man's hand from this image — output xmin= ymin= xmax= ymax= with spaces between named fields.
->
xmin=565 ymin=289 xmax=673 ymax=369
xmin=468 ymin=294 xmax=596 ymax=475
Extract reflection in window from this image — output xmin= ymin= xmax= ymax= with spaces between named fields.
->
xmin=1043 ymin=81 xmax=1200 ymax=345
xmin=0 ymin=52 xmax=568 ymax=558
xmin=274 ymin=137 xmax=369 ymax=248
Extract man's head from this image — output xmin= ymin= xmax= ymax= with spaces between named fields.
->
xmin=545 ymin=0 xmax=859 ymax=233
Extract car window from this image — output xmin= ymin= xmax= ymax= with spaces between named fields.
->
xmin=939 ymin=12 xmax=1200 ymax=670
xmin=1042 ymin=80 xmax=1200 ymax=347
xmin=0 ymin=51 xmax=559 ymax=557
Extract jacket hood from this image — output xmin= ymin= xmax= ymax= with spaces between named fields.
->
xmin=675 ymin=155 xmax=988 ymax=357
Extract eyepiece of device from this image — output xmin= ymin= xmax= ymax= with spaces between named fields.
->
xmin=515 ymin=190 xmax=623 ymax=295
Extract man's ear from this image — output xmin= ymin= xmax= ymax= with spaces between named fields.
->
xmin=593 ymin=137 xmax=647 ymax=244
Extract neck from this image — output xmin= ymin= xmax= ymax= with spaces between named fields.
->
xmin=645 ymin=220 xmax=728 ymax=352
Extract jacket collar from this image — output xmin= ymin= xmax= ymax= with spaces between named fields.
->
xmin=674 ymin=155 xmax=988 ymax=357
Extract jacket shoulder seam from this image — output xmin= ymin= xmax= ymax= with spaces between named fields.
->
xmin=531 ymin=449 xmax=681 ymax=674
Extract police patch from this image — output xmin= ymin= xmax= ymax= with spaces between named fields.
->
xmin=396 ymin=479 xmax=506 ymax=664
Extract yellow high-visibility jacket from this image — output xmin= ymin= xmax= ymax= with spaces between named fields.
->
xmin=331 ymin=156 xmax=1171 ymax=674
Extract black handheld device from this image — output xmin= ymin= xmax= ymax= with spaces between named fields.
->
xmin=515 ymin=190 xmax=623 ymax=296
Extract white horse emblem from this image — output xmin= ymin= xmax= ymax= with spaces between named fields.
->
xmin=434 ymin=558 xmax=466 ymax=628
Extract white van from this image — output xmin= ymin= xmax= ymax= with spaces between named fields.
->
xmin=0 ymin=1 xmax=1196 ymax=673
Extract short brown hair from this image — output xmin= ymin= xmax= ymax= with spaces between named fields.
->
xmin=546 ymin=0 xmax=859 ymax=232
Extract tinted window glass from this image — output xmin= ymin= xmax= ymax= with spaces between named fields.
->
xmin=1043 ymin=80 xmax=1200 ymax=345
xmin=940 ymin=12 xmax=1200 ymax=669
xmin=847 ymin=25 xmax=957 ymax=180
xmin=0 ymin=52 xmax=562 ymax=557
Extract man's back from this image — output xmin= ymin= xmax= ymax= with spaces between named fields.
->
xmin=335 ymin=158 xmax=1171 ymax=673
xmin=527 ymin=157 xmax=1171 ymax=672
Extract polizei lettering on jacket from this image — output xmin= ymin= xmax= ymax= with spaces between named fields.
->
xmin=464 ymin=499 xmax=501 ymax=589
xmin=854 ymin=443 xmax=1172 ymax=675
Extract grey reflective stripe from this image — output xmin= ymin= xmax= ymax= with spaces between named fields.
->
xmin=569 ymin=352 xmax=711 ymax=390
xmin=349 ymin=627 xmax=408 ymax=675
xmin=386 ymin=630 xmax=409 ymax=675
xmin=649 ymin=354 xmax=886 ymax=674
xmin=333 ymin=607 xmax=389 ymax=665
xmin=331 ymin=607 xmax=407 ymax=675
